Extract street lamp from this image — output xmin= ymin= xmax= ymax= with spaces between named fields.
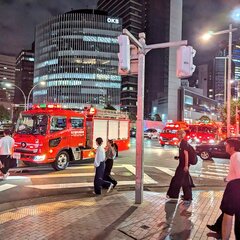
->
xmin=202 ymin=24 xmax=238 ymax=138
xmin=5 ymin=81 xmax=46 ymax=111
xmin=26 ymin=81 xmax=46 ymax=110
xmin=5 ymin=83 xmax=27 ymax=111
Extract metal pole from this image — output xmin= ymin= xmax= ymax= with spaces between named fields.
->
xmin=11 ymin=84 xmax=27 ymax=111
xmin=135 ymin=32 xmax=146 ymax=204
xmin=227 ymin=24 xmax=232 ymax=138
xmin=27 ymin=84 xmax=38 ymax=111
xmin=224 ymin=58 xmax=227 ymax=104
xmin=236 ymin=104 xmax=239 ymax=136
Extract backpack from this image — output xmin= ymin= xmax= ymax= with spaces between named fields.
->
xmin=188 ymin=143 xmax=198 ymax=165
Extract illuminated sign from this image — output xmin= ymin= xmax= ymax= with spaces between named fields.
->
xmin=107 ymin=17 xmax=119 ymax=24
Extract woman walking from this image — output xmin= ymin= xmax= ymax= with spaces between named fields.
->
xmin=104 ymin=139 xmax=118 ymax=188
xmin=94 ymin=137 xmax=113 ymax=195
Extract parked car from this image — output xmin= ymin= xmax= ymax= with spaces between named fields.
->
xmin=130 ymin=128 xmax=136 ymax=137
xmin=195 ymin=137 xmax=240 ymax=160
xmin=144 ymin=128 xmax=159 ymax=139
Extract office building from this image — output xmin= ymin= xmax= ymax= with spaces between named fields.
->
xmin=0 ymin=54 xmax=16 ymax=102
xmin=98 ymin=0 xmax=183 ymax=122
xmin=34 ymin=9 xmax=122 ymax=109
xmin=15 ymin=49 xmax=34 ymax=105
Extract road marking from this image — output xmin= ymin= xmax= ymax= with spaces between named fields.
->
xmin=0 ymin=184 xmax=17 ymax=192
xmin=25 ymin=181 xmax=139 ymax=190
xmin=155 ymin=167 xmax=175 ymax=177
xmin=9 ymin=164 xmax=127 ymax=173
xmin=192 ymin=170 xmax=227 ymax=177
xmin=124 ymin=164 xmax=158 ymax=184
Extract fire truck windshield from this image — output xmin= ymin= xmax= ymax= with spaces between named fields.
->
xmin=16 ymin=114 xmax=48 ymax=135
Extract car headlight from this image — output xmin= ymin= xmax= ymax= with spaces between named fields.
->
xmin=33 ymin=154 xmax=46 ymax=162
xmin=159 ymin=136 xmax=162 ymax=140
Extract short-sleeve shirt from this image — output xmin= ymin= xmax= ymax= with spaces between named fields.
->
xmin=220 ymin=178 xmax=240 ymax=219
xmin=179 ymin=139 xmax=189 ymax=167
xmin=0 ymin=135 xmax=15 ymax=155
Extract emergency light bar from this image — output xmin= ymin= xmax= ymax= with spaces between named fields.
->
xmin=32 ymin=104 xmax=62 ymax=109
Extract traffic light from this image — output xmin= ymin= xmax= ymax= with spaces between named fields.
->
xmin=176 ymin=46 xmax=196 ymax=78
xmin=118 ymin=35 xmax=131 ymax=74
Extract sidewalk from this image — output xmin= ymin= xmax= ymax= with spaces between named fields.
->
xmin=0 ymin=190 xmax=235 ymax=240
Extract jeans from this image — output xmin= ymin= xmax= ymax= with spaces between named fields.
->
xmin=94 ymin=162 xmax=111 ymax=194
xmin=0 ymin=155 xmax=11 ymax=174
xmin=103 ymin=159 xmax=117 ymax=186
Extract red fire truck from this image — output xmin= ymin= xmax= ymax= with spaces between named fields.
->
xmin=188 ymin=123 xmax=218 ymax=144
xmin=159 ymin=122 xmax=190 ymax=146
xmin=12 ymin=104 xmax=130 ymax=170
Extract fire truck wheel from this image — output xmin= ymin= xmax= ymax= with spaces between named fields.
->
xmin=52 ymin=151 xmax=69 ymax=171
xmin=199 ymin=151 xmax=211 ymax=160
xmin=161 ymin=144 xmax=165 ymax=147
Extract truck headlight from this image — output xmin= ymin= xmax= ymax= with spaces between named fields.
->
xmin=209 ymin=139 xmax=215 ymax=144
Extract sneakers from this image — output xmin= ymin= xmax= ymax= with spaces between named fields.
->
xmin=2 ymin=172 xmax=10 ymax=180
xmin=107 ymin=183 xmax=114 ymax=193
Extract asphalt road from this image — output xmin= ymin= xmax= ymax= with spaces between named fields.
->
xmin=0 ymin=138 xmax=229 ymax=204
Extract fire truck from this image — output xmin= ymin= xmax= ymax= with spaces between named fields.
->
xmin=159 ymin=122 xmax=190 ymax=146
xmin=12 ymin=104 xmax=130 ymax=170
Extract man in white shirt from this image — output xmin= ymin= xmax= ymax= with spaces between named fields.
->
xmin=207 ymin=138 xmax=240 ymax=237
xmin=0 ymin=129 xmax=15 ymax=180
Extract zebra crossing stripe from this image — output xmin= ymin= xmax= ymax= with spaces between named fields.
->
xmin=124 ymin=165 xmax=158 ymax=184
xmin=25 ymin=181 xmax=137 ymax=190
xmin=154 ymin=167 xmax=175 ymax=177
xmin=193 ymin=170 xmax=227 ymax=177
xmin=0 ymin=184 xmax=17 ymax=192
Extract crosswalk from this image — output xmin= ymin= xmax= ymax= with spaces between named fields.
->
xmin=0 ymin=162 xmax=229 ymax=192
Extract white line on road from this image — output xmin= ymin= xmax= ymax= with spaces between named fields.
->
xmin=25 ymin=181 xmax=141 ymax=190
xmin=0 ymin=184 xmax=17 ymax=192
xmin=124 ymin=165 xmax=158 ymax=184
xmin=155 ymin=167 xmax=175 ymax=177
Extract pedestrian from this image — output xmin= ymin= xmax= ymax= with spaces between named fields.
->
xmin=207 ymin=139 xmax=240 ymax=236
xmin=220 ymin=178 xmax=240 ymax=239
xmin=103 ymin=139 xmax=117 ymax=188
xmin=166 ymin=129 xmax=193 ymax=202
xmin=0 ymin=129 xmax=15 ymax=180
xmin=93 ymin=137 xmax=114 ymax=195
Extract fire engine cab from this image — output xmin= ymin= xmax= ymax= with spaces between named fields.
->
xmin=159 ymin=122 xmax=190 ymax=146
xmin=13 ymin=104 xmax=130 ymax=170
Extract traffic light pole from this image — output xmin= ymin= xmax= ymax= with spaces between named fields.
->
xmin=122 ymin=29 xmax=188 ymax=204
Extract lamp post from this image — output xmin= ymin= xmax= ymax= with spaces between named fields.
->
xmin=27 ymin=81 xmax=46 ymax=110
xmin=5 ymin=83 xmax=27 ymax=111
xmin=202 ymin=24 xmax=238 ymax=137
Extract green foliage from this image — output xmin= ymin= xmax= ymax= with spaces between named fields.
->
xmin=129 ymin=112 xmax=137 ymax=121
xmin=154 ymin=114 xmax=162 ymax=121
xmin=104 ymin=104 xmax=116 ymax=111
xmin=219 ymin=100 xmax=240 ymax=125
xmin=0 ymin=105 xmax=10 ymax=121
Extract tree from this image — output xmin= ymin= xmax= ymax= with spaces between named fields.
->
xmin=104 ymin=104 xmax=116 ymax=111
xmin=219 ymin=99 xmax=240 ymax=125
xmin=154 ymin=114 xmax=162 ymax=121
xmin=129 ymin=112 xmax=137 ymax=121
xmin=0 ymin=105 xmax=10 ymax=122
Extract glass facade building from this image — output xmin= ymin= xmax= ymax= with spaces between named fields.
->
xmin=33 ymin=10 xmax=122 ymax=109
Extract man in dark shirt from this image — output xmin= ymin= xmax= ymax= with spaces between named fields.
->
xmin=166 ymin=129 xmax=193 ymax=201
xmin=220 ymin=178 xmax=240 ymax=240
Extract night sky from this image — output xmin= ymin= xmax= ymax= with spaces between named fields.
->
xmin=0 ymin=0 xmax=240 ymax=64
